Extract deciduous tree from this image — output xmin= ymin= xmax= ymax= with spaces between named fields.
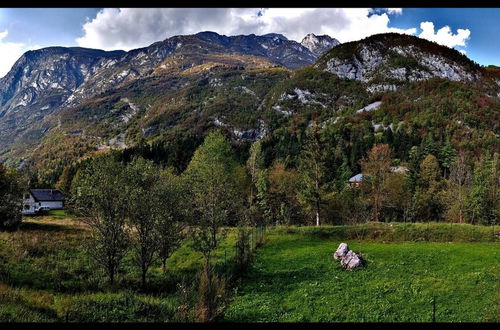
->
xmin=70 ymin=156 xmax=130 ymax=286
xmin=0 ymin=164 xmax=23 ymax=230
xmin=360 ymin=144 xmax=393 ymax=222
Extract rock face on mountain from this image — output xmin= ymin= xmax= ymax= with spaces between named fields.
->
xmin=0 ymin=31 xmax=337 ymax=150
xmin=315 ymin=33 xmax=482 ymax=90
xmin=0 ymin=47 xmax=126 ymax=147
xmin=1 ymin=31 xmax=498 ymax=177
xmin=195 ymin=31 xmax=320 ymax=69
xmin=0 ymin=47 xmax=125 ymax=117
xmin=300 ymin=33 xmax=340 ymax=57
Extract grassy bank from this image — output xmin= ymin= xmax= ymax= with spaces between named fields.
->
xmin=270 ymin=222 xmax=499 ymax=243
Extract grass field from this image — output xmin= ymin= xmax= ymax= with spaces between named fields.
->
xmin=223 ymin=228 xmax=500 ymax=322
xmin=0 ymin=216 xmax=498 ymax=322
xmin=0 ymin=216 xmax=241 ymax=322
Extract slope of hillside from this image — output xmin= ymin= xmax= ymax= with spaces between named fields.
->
xmin=0 ymin=32 xmax=498 ymax=187
xmin=0 ymin=31 xmax=339 ymax=161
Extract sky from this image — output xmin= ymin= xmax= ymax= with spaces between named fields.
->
xmin=0 ymin=8 xmax=499 ymax=78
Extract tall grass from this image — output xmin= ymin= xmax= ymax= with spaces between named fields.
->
xmin=270 ymin=222 xmax=498 ymax=243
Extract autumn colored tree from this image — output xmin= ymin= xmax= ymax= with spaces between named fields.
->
xmin=445 ymin=150 xmax=472 ymax=223
xmin=360 ymin=144 xmax=393 ymax=222
xmin=268 ymin=163 xmax=301 ymax=226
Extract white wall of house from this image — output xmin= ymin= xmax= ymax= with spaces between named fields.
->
xmin=40 ymin=201 xmax=63 ymax=209
xmin=22 ymin=193 xmax=38 ymax=215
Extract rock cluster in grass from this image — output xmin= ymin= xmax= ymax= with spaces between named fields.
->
xmin=333 ymin=243 xmax=363 ymax=269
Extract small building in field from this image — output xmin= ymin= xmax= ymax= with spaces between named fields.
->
xmin=347 ymin=166 xmax=409 ymax=188
xmin=22 ymin=189 xmax=65 ymax=215
xmin=348 ymin=174 xmax=363 ymax=187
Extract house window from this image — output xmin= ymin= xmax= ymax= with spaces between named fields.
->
xmin=24 ymin=205 xmax=30 ymax=210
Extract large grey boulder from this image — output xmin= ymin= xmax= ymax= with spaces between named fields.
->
xmin=340 ymin=250 xmax=363 ymax=269
xmin=333 ymin=243 xmax=349 ymax=260
xmin=333 ymin=242 xmax=364 ymax=269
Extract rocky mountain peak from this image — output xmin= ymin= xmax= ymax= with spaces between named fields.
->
xmin=315 ymin=33 xmax=482 ymax=92
xmin=300 ymin=33 xmax=340 ymax=57
xmin=262 ymin=33 xmax=289 ymax=41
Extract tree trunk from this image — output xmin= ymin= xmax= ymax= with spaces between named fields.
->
xmin=141 ymin=264 xmax=147 ymax=289
xmin=315 ymin=181 xmax=321 ymax=226
xmin=109 ymin=268 xmax=115 ymax=286
xmin=162 ymin=258 xmax=167 ymax=273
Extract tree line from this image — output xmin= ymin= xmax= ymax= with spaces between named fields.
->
xmin=0 ymin=128 xmax=498 ymax=320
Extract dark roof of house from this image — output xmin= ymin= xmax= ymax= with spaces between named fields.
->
xmin=30 ymin=189 xmax=64 ymax=202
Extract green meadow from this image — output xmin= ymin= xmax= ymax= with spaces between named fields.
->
xmin=223 ymin=226 xmax=499 ymax=322
xmin=0 ymin=216 xmax=498 ymax=322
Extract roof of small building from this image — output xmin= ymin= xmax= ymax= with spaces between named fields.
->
xmin=348 ymin=174 xmax=363 ymax=182
xmin=30 ymin=189 xmax=64 ymax=202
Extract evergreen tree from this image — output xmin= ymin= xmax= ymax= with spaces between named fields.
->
xmin=467 ymin=154 xmax=499 ymax=225
xmin=413 ymin=154 xmax=446 ymax=222
xmin=422 ymin=133 xmax=438 ymax=157
xmin=439 ymin=138 xmax=457 ymax=178
xmin=297 ymin=126 xmax=328 ymax=226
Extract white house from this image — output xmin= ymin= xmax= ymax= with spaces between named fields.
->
xmin=348 ymin=166 xmax=409 ymax=188
xmin=348 ymin=174 xmax=364 ymax=187
xmin=22 ymin=189 xmax=65 ymax=215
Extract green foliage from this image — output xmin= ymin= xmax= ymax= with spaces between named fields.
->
xmin=184 ymin=130 xmax=243 ymax=260
xmin=155 ymin=168 xmax=187 ymax=273
xmin=296 ymin=126 xmax=329 ymax=226
xmin=58 ymin=292 xmax=178 ymax=322
xmin=70 ymin=155 xmax=130 ymax=285
xmin=0 ymin=164 xmax=24 ymax=230
xmin=125 ymin=157 xmax=168 ymax=287
xmin=411 ymin=155 xmax=447 ymax=222
xmin=387 ymin=50 xmax=423 ymax=71
xmin=467 ymin=154 xmax=499 ymax=225
xmin=0 ymin=215 xmax=245 ymax=322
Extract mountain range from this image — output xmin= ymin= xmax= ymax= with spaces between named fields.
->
xmin=0 ymin=31 xmax=498 ymax=185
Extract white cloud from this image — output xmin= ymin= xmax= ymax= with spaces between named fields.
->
xmin=0 ymin=30 xmax=43 ymax=79
xmin=386 ymin=8 xmax=403 ymax=15
xmin=76 ymin=8 xmax=417 ymax=51
xmin=0 ymin=31 xmax=26 ymax=78
xmin=418 ymin=21 xmax=471 ymax=48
